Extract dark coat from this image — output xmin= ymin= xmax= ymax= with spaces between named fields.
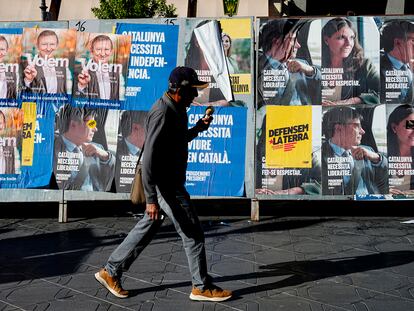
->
xmin=142 ymin=93 xmax=200 ymax=204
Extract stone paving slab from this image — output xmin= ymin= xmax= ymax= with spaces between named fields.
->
xmin=1 ymin=216 xmax=414 ymax=310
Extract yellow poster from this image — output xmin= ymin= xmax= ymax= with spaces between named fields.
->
xmin=21 ymin=102 xmax=36 ymax=166
xmin=265 ymin=106 xmax=312 ymax=168
xmin=219 ymin=18 xmax=252 ymax=94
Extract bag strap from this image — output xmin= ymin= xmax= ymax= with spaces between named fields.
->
xmin=134 ymin=142 xmax=145 ymax=170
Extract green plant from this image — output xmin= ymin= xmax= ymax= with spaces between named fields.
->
xmin=92 ymin=0 xmax=177 ymax=19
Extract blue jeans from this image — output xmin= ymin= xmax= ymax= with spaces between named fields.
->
xmin=105 ymin=185 xmax=212 ymax=289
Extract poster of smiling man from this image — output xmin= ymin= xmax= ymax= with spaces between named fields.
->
xmin=0 ymin=107 xmax=23 ymax=188
xmin=72 ymin=32 xmax=131 ymax=109
xmin=0 ymin=30 xmax=21 ymax=105
xmin=21 ymin=28 xmax=76 ymax=100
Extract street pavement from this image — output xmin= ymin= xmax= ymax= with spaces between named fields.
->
xmin=1 ymin=206 xmax=414 ymax=310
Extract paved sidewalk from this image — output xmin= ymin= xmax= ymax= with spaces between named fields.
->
xmin=1 ymin=214 xmax=414 ymax=310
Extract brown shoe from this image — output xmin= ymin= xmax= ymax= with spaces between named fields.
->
xmin=189 ymin=285 xmax=232 ymax=302
xmin=94 ymin=268 xmax=129 ymax=298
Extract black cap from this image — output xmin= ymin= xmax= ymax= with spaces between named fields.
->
xmin=168 ymin=66 xmax=208 ymax=89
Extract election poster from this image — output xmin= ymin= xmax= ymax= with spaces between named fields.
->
xmin=114 ymin=110 xmax=146 ymax=193
xmin=0 ymin=103 xmax=55 ymax=189
xmin=20 ymin=102 xmax=36 ymax=167
xmin=0 ymin=29 xmax=21 ymax=107
xmin=0 ymin=107 xmax=23 ymax=183
xmin=256 ymin=105 xmax=321 ymax=196
xmin=266 ymin=106 xmax=313 ymax=168
xmin=20 ymin=28 xmax=76 ymax=103
xmin=257 ymin=17 xmax=321 ymax=108
xmin=185 ymin=106 xmax=246 ymax=196
xmin=53 ymin=103 xmax=119 ymax=191
xmin=12 ymin=102 xmax=56 ymax=188
xmin=379 ymin=18 xmax=414 ymax=105
xmin=179 ymin=19 xmax=234 ymax=107
xmin=321 ymin=17 xmax=380 ymax=106
xmin=72 ymin=32 xmax=131 ymax=109
xmin=321 ymin=105 xmax=388 ymax=196
xmin=218 ymin=18 xmax=252 ymax=100
xmin=116 ymin=23 xmax=179 ymax=111
xmin=386 ymin=104 xmax=414 ymax=197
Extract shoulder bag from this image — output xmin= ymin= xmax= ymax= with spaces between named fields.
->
xmin=130 ymin=144 xmax=146 ymax=205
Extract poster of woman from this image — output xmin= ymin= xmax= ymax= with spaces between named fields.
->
xmin=180 ymin=19 xmax=234 ymax=107
xmin=387 ymin=104 xmax=414 ymax=197
xmin=218 ymin=18 xmax=252 ymax=103
xmin=321 ymin=17 xmax=380 ymax=106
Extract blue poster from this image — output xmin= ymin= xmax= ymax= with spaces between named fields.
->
xmin=116 ymin=23 xmax=179 ymax=111
xmin=20 ymin=102 xmax=55 ymax=187
xmin=0 ymin=101 xmax=54 ymax=188
xmin=186 ymin=106 xmax=247 ymax=197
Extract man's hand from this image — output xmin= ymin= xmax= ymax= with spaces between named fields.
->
xmin=82 ymin=143 xmax=110 ymax=161
xmin=24 ymin=65 xmax=37 ymax=83
xmin=77 ymin=68 xmax=91 ymax=89
xmin=146 ymin=203 xmax=160 ymax=220
xmin=389 ymin=187 xmax=406 ymax=195
xmin=322 ymin=97 xmax=362 ymax=106
xmin=286 ymin=60 xmax=314 ymax=76
xmin=350 ymin=146 xmax=381 ymax=163
xmin=195 ymin=115 xmax=213 ymax=132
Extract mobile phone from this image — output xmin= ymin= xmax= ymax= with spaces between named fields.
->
xmin=204 ymin=105 xmax=215 ymax=118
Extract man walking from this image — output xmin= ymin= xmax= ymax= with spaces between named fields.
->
xmin=95 ymin=66 xmax=232 ymax=302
